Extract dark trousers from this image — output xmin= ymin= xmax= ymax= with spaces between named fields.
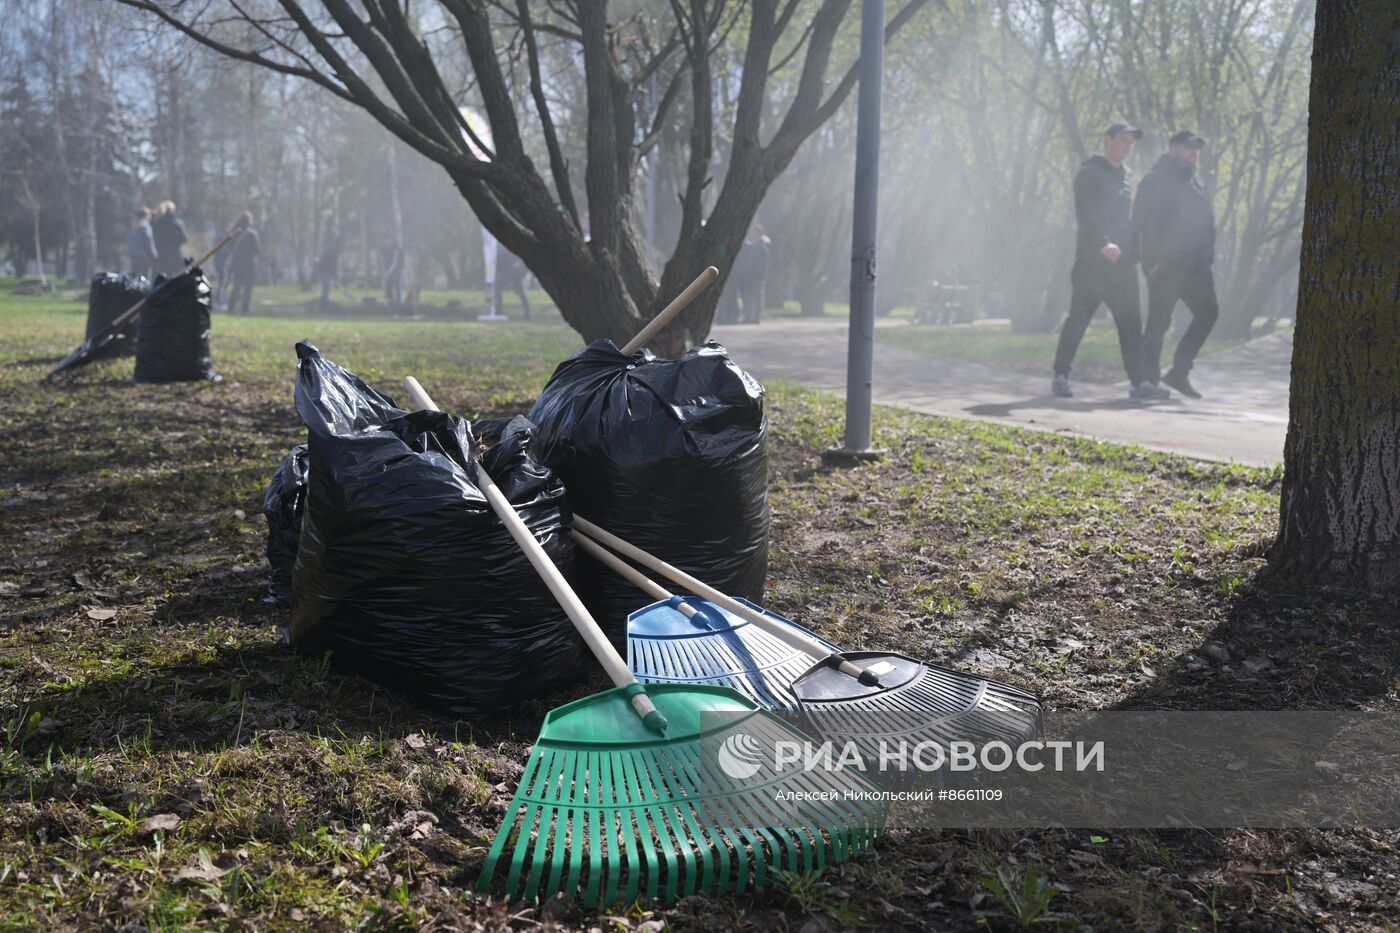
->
xmin=1142 ymin=265 xmax=1219 ymax=382
xmin=1053 ymin=259 xmax=1144 ymax=384
xmin=494 ymin=276 xmax=530 ymax=318
xmin=739 ymin=279 xmax=765 ymax=324
xmin=228 ymin=276 xmax=254 ymax=314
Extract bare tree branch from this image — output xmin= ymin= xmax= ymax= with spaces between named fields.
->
xmin=111 ymin=0 xmax=355 ymax=103
xmin=517 ymin=0 xmax=580 ymax=229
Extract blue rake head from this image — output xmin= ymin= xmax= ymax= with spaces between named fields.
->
xmin=626 ymin=596 xmax=839 ymax=712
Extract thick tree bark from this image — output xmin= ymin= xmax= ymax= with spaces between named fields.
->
xmin=1270 ymin=0 xmax=1400 ymax=594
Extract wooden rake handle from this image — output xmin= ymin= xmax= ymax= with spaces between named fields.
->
xmin=401 ymin=377 xmax=668 ymax=734
xmin=572 ymin=516 xmax=883 ymax=687
xmin=570 ymin=530 xmax=702 ymax=621
xmin=619 ymin=266 xmax=719 ymax=356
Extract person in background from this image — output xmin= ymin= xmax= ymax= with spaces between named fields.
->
xmin=127 ymin=207 xmax=158 ymax=277
xmin=734 ymin=223 xmax=771 ymax=324
xmin=151 ymin=201 xmax=187 ymax=278
xmin=212 ymin=221 xmax=233 ymax=310
xmin=1134 ymin=129 xmax=1218 ymax=399
xmin=493 ymin=250 xmax=531 ymax=319
xmin=1050 ymin=123 xmax=1169 ymax=401
xmin=317 ymin=229 xmax=343 ymax=308
xmin=226 ymin=211 xmax=261 ymax=315
xmin=383 ymin=242 xmax=404 ymax=306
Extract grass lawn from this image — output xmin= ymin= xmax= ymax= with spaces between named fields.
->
xmin=248 ymin=281 xmax=554 ymax=322
xmin=1 ymin=278 xmax=1396 ymax=929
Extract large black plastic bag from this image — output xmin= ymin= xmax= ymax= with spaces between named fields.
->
xmin=134 ymin=267 xmax=219 ymax=382
xmin=289 ymin=341 xmax=583 ymax=716
xmin=263 ymin=444 xmax=308 ymax=607
xmin=85 ymin=272 xmax=146 ymax=360
xmin=527 ymin=340 xmax=769 ymax=643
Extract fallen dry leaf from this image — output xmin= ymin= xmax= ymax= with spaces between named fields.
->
xmin=140 ymin=813 xmax=181 ymax=835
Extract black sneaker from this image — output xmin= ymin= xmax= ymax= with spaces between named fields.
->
xmin=1163 ymin=369 xmax=1202 ymax=399
xmin=1130 ymin=381 xmax=1171 ymax=401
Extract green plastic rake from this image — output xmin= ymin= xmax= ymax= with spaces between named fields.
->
xmin=401 ymin=377 xmax=885 ymax=907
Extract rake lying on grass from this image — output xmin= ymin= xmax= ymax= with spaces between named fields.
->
xmin=46 ymin=228 xmax=241 ymax=381
xmin=572 ymin=518 xmax=1046 ymax=770
xmin=402 ymin=376 xmax=886 ymax=906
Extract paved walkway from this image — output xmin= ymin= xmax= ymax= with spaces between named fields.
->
xmin=709 ymin=318 xmax=1290 ymax=466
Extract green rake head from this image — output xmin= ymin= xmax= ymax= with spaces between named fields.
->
xmin=476 ymin=683 xmax=886 ymax=907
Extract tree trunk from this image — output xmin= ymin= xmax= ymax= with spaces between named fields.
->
xmin=1270 ymin=0 xmax=1400 ymax=594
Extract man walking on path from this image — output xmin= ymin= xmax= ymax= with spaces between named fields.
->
xmin=1051 ymin=123 xmax=1169 ymax=401
xmin=1134 ymin=129 xmax=1219 ymax=399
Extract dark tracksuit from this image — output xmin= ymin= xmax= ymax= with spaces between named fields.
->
xmin=152 ymin=214 xmax=188 ymax=279
xmin=1053 ymin=155 xmax=1145 ymax=384
xmin=227 ymin=227 xmax=261 ymax=314
xmin=1133 ymin=154 xmax=1219 ymax=382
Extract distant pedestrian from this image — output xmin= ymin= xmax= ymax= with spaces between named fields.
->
xmin=226 ymin=212 xmax=261 ymax=315
xmin=151 ymin=201 xmax=187 ymax=278
xmin=1134 ymin=129 xmax=1218 ymax=399
xmin=493 ymin=250 xmax=531 ymax=319
xmin=127 ymin=207 xmax=158 ymax=277
xmin=734 ymin=224 xmax=771 ymax=324
xmin=212 ymin=222 xmax=233 ymax=310
xmin=402 ymin=249 xmax=423 ymax=313
xmin=384 ymin=243 xmax=404 ymax=307
xmin=1051 ymin=123 xmax=1168 ymax=401
xmin=317 ymin=229 xmax=343 ymax=308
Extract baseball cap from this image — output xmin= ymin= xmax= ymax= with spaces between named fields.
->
xmin=1169 ymin=129 xmax=1207 ymax=148
xmin=1104 ymin=122 xmax=1143 ymax=139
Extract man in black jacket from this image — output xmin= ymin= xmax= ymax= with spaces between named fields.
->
xmin=226 ymin=211 xmax=261 ymax=315
xmin=1133 ymin=129 xmax=1218 ymax=398
xmin=1052 ymin=123 xmax=1169 ymax=400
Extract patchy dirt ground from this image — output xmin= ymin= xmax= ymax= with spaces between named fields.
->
xmin=1 ymin=292 xmax=1398 ymax=930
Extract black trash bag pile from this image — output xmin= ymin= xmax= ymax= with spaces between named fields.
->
xmin=134 ymin=267 xmax=220 ymax=383
xmin=263 ymin=444 xmax=308 ymax=608
xmin=288 ymin=341 xmax=583 ymax=716
xmin=528 ymin=340 xmax=769 ymax=643
xmin=85 ymin=272 xmax=146 ymax=360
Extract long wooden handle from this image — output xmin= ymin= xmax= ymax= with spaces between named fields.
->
xmin=571 ymin=530 xmax=700 ymax=620
xmin=572 ymin=516 xmax=880 ymax=685
xmin=619 ymin=266 xmax=719 ymax=356
xmin=402 ymin=377 xmax=668 ymax=733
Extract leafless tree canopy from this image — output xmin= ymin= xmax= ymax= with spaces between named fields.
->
xmin=112 ymin=0 xmax=931 ymax=350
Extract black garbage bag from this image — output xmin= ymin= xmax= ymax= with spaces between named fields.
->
xmin=289 ymin=341 xmax=583 ymax=717
xmin=263 ymin=444 xmax=308 ymax=607
xmin=527 ymin=340 xmax=769 ymax=643
xmin=134 ymin=267 xmax=219 ymax=382
xmin=85 ymin=272 xmax=146 ymax=360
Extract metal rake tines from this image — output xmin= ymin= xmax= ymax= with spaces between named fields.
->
xmin=627 ymin=599 xmax=839 ymax=711
xmin=478 ymin=719 xmax=886 ymax=906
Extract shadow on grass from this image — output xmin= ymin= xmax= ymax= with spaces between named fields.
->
xmin=0 ymin=634 xmax=547 ymax=767
xmin=1116 ymin=565 xmax=1400 ymax=712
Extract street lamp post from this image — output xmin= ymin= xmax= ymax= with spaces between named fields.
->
xmin=829 ymin=0 xmax=885 ymax=463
